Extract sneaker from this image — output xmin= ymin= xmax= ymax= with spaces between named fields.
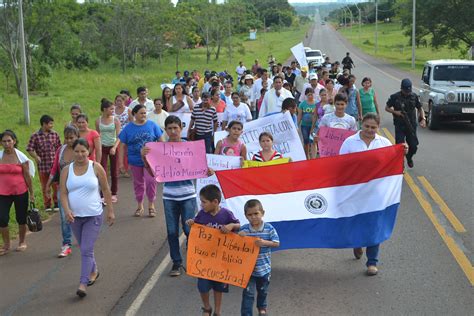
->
xmin=111 ymin=195 xmax=118 ymax=203
xmin=407 ymin=158 xmax=414 ymax=168
xmin=367 ymin=265 xmax=378 ymax=276
xmin=58 ymin=245 xmax=72 ymax=258
xmin=45 ymin=207 xmax=53 ymax=212
xmin=169 ymin=264 xmax=182 ymax=277
xmin=353 ymin=247 xmax=363 ymax=259
xmin=53 ymin=205 xmax=60 ymax=212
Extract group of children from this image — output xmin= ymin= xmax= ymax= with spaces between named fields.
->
xmin=144 ymin=115 xmax=280 ymax=316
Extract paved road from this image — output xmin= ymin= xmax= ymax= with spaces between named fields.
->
xmin=1 ymin=18 xmax=472 ymax=316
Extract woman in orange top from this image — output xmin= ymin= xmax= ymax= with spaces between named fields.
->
xmin=210 ymin=88 xmax=226 ymax=113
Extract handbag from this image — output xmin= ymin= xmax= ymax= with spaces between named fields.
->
xmin=26 ymin=202 xmax=43 ymax=232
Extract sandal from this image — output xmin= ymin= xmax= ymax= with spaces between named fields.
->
xmin=201 ymin=307 xmax=212 ymax=316
xmin=148 ymin=208 xmax=156 ymax=217
xmin=0 ymin=247 xmax=10 ymax=256
xmin=258 ymin=308 xmax=267 ymax=315
xmin=16 ymin=244 xmax=27 ymax=252
xmin=134 ymin=208 xmax=144 ymax=217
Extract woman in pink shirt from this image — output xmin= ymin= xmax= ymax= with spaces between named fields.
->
xmin=0 ymin=130 xmax=34 ymax=255
xmin=76 ymin=114 xmax=101 ymax=162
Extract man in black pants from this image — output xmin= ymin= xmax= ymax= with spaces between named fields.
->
xmin=385 ymin=79 xmax=426 ymax=168
xmin=341 ymin=52 xmax=355 ymax=74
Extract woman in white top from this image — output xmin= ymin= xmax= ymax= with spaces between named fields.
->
xmin=60 ymin=138 xmax=114 ymax=298
xmin=339 ymin=113 xmax=406 ymax=277
xmin=170 ymin=83 xmax=194 ymax=113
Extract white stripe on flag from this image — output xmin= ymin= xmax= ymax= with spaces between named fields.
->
xmin=225 ymin=175 xmax=402 ymax=223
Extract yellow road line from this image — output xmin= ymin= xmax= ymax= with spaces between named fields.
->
xmin=418 ymin=176 xmax=467 ymax=233
xmin=381 ymin=127 xmax=473 ymax=285
xmin=404 ymin=172 xmax=474 ymax=285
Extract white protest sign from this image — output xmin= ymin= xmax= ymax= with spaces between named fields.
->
xmin=173 ymin=112 xmax=225 ymax=138
xmin=242 ymin=112 xmax=306 ymax=161
xmin=291 ymin=42 xmax=308 ymax=68
xmin=197 ymin=154 xmax=241 ymax=208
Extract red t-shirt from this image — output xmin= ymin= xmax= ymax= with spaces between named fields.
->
xmin=85 ymin=129 xmax=100 ymax=161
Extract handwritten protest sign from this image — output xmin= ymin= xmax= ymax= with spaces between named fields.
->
xmin=242 ymin=158 xmax=290 ymax=168
xmin=318 ymin=126 xmax=356 ymax=157
xmin=187 ymin=224 xmax=260 ymax=288
xmin=173 ymin=112 xmax=225 ymax=138
xmin=145 ymin=141 xmax=208 ymax=182
xmin=196 ymin=154 xmax=241 ymax=208
xmin=214 ymin=112 xmax=305 ymax=161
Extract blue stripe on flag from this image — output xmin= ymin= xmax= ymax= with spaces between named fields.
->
xmin=270 ymin=203 xmax=399 ymax=250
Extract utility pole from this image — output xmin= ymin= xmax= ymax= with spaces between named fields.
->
xmin=411 ymin=0 xmax=416 ymax=69
xmin=19 ymin=0 xmax=30 ymax=125
xmin=355 ymin=3 xmax=361 ymax=44
xmin=375 ymin=0 xmax=378 ymax=55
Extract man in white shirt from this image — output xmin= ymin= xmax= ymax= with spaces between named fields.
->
xmin=222 ymin=92 xmax=252 ymax=130
xmin=129 ymin=86 xmax=154 ymax=112
xmin=258 ymin=76 xmax=294 ymax=117
xmin=253 ymin=69 xmax=273 ymax=104
xmin=299 ymin=73 xmax=325 ymax=103
xmin=235 ymin=61 xmax=246 ymax=80
xmin=221 ymin=81 xmax=234 ymax=107
xmin=294 ymin=67 xmax=309 ymax=100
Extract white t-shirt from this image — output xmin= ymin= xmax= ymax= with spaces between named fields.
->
xmin=129 ymin=98 xmax=154 ymax=113
xmin=236 ymin=65 xmax=246 ymax=76
xmin=147 ymin=110 xmax=169 ymax=131
xmin=299 ymin=83 xmax=325 ymax=102
xmin=339 ymin=131 xmax=392 ymax=154
xmin=253 ymin=78 xmax=273 ymax=101
xmin=223 ymin=103 xmax=252 ymax=125
xmin=319 ymin=112 xmax=357 ymax=131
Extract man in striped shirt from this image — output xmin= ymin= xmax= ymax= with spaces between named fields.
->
xmin=188 ymin=92 xmax=218 ymax=153
xmin=239 ymin=199 xmax=279 ymax=316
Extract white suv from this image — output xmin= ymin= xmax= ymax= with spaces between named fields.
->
xmin=305 ymin=49 xmax=325 ymax=67
xmin=419 ymin=60 xmax=474 ymax=129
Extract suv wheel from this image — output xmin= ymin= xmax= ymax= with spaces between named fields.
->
xmin=428 ymin=102 xmax=440 ymax=130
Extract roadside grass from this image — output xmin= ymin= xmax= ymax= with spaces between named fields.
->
xmin=337 ymin=21 xmax=467 ymax=74
xmin=0 ymin=24 xmax=310 ymax=244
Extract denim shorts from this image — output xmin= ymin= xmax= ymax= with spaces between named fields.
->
xmin=197 ymin=278 xmax=229 ymax=293
xmin=300 ymin=125 xmax=313 ymax=144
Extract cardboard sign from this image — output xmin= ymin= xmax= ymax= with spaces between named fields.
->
xmin=291 ymin=42 xmax=308 ymax=68
xmin=214 ymin=112 xmax=305 ymax=162
xmin=196 ymin=154 xmax=242 ymax=208
xmin=145 ymin=141 xmax=208 ymax=182
xmin=242 ymin=158 xmax=290 ymax=168
xmin=173 ymin=112 xmax=225 ymax=138
xmin=187 ymin=224 xmax=260 ymax=288
xmin=317 ymin=126 xmax=356 ymax=157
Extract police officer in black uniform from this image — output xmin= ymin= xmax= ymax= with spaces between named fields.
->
xmin=385 ymin=79 xmax=426 ymax=168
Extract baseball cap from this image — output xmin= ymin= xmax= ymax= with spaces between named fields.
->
xmin=244 ymin=74 xmax=254 ymax=81
xmin=301 ymin=66 xmax=308 ymax=72
xmin=401 ymin=78 xmax=412 ymax=92
xmin=309 ymin=73 xmax=318 ymax=80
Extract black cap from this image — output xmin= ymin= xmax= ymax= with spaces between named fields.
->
xmin=401 ymin=78 xmax=412 ymax=92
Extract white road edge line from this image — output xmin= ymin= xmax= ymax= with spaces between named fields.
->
xmin=125 ymin=234 xmax=186 ymax=316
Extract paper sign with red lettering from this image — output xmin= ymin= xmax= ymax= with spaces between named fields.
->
xmin=145 ymin=141 xmax=208 ymax=182
xmin=318 ymin=126 xmax=356 ymax=157
xmin=187 ymin=224 xmax=260 ymax=288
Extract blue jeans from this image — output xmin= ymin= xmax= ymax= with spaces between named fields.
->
xmin=241 ymin=273 xmax=271 ymax=316
xmin=195 ymin=132 xmax=214 ymax=154
xmin=57 ymin=191 xmax=72 ymax=246
xmin=366 ymin=244 xmax=380 ymax=266
xmin=163 ymin=198 xmax=197 ymax=265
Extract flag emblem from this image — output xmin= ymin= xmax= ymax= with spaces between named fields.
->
xmin=304 ymin=193 xmax=328 ymax=215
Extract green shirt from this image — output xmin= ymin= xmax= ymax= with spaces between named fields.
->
xmin=359 ymin=88 xmax=376 ymax=115
xmin=298 ymin=100 xmax=316 ymax=127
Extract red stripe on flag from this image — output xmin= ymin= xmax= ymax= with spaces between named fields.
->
xmin=216 ymin=144 xmax=405 ymax=198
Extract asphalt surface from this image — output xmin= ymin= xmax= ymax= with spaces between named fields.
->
xmin=1 ymin=18 xmax=473 ymax=316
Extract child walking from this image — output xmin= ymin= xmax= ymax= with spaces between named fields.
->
xmin=214 ymin=120 xmax=247 ymax=159
xmin=239 ymin=199 xmax=279 ymax=316
xmin=186 ymin=184 xmax=240 ymax=316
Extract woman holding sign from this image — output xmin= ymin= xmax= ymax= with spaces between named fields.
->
xmin=118 ymin=104 xmax=163 ymax=217
xmin=339 ymin=113 xmax=400 ymax=276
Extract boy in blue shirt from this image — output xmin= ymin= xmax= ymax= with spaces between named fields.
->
xmin=186 ymin=184 xmax=240 ymax=316
xmin=239 ymin=199 xmax=279 ymax=316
